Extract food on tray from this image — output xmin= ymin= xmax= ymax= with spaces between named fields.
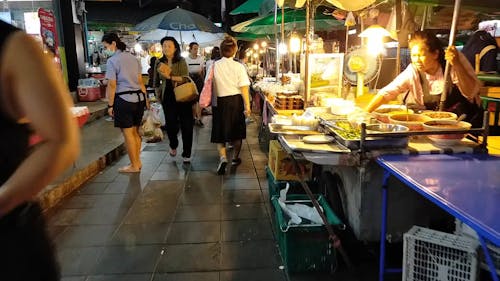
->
xmin=422 ymin=120 xmax=472 ymax=146
xmin=332 ymin=121 xmax=361 ymax=139
xmin=389 ymin=113 xmax=431 ymax=131
xmin=420 ymin=111 xmax=457 ymax=120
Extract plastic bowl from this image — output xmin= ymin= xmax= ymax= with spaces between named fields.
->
xmin=372 ymin=105 xmax=413 ymax=123
xmin=389 ymin=114 xmax=431 ymax=131
xmin=420 ymin=111 xmax=457 ymax=121
xmin=423 ymin=120 xmax=472 ymax=146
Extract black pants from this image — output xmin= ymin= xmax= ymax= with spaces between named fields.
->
xmin=0 ymin=202 xmax=60 ymax=281
xmin=164 ymin=102 xmax=194 ymax=158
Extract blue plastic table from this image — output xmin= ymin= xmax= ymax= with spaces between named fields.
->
xmin=376 ymin=154 xmax=500 ymax=281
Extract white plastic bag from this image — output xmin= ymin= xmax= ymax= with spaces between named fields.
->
xmin=149 ymin=102 xmax=165 ymax=126
xmin=140 ymin=111 xmax=164 ymax=143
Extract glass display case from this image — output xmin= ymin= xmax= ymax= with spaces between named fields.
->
xmin=300 ymin=53 xmax=344 ymax=98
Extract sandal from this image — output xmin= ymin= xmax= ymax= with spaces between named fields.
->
xmin=118 ymin=165 xmax=141 ymax=173
xmin=169 ymin=149 xmax=177 ymax=157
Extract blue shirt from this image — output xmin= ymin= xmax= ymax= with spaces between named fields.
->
xmin=105 ymin=50 xmax=144 ymax=102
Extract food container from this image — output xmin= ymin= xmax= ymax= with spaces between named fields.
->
xmin=420 ymin=111 xmax=457 ymax=121
xmin=272 ymin=115 xmax=293 ymax=125
xmin=330 ymin=99 xmax=355 ymax=115
xmin=389 ymin=114 xmax=431 ymax=131
xmin=365 ymin=124 xmax=410 ymax=134
xmin=422 ymin=120 xmax=472 ymax=146
xmin=372 ymin=105 xmax=414 ymax=123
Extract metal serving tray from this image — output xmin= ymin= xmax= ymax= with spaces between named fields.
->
xmin=268 ymin=123 xmax=321 ymax=135
xmin=322 ymin=121 xmax=409 ymax=150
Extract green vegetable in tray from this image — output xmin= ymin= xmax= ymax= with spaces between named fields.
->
xmin=333 ymin=121 xmax=361 ymax=140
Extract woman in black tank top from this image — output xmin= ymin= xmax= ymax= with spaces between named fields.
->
xmin=0 ymin=21 xmax=79 ymax=280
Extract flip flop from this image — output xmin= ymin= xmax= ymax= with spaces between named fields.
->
xmin=118 ymin=165 xmax=141 ymax=173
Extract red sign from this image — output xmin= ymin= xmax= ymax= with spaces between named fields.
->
xmin=38 ymin=8 xmax=61 ymax=66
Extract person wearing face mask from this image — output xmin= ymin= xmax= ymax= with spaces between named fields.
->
xmin=153 ymin=36 xmax=193 ymax=163
xmin=102 ymin=33 xmax=148 ymax=173
xmin=365 ymin=30 xmax=483 ymax=127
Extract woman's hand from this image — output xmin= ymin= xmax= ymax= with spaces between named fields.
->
xmin=158 ymin=62 xmax=171 ymax=79
xmin=445 ymin=46 xmax=459 ymax=66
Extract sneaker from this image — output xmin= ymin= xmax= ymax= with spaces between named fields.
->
xmin=105 ymin=116 xmax=114 ymax=122
xmin=183 ymin=157 xmax=191 ymax=163
xmin=217 ymin=157 xmax=228 ymax=175
xmin=231 ymin=158 xmax=241 ymax=166
xmin=195 ymin=119 xmax=204 ymax=127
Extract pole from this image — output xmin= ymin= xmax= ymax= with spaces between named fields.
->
xmin=281 ymin=7 xmax=285 ymax=77
xmin=274 ymin=1 xmax=279 ymax=80
xmin=304 ymin=0 xmax=311 ymax=106
xmin=439 ymin=0 xmax=461 ymax=111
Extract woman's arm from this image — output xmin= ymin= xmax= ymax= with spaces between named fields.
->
xmin=241 ymin=86 xmax=251 ymax=117
xmin=0 ymin=31 xmax=80 ymax=217
xmin=446 ymin=47 xmax=481 ymax=103
xmin=365 ymin=66 xmax=413 ymax=112
xmin=170 ymin=59 xmax=189 ymax=83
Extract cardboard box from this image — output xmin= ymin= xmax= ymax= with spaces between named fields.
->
xmin=268 ymin=140 xmax=312 ymax=181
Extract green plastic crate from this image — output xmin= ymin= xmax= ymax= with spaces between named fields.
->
xmin=271 ymin=194 xmax=342 ymax=272
xmin=265 ymin=166 xmax=317 ymax=200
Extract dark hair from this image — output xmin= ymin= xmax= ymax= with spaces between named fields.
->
xmin=160 ymin=36 xmax=182 ymax=64
xmin=409 ymin=30 xmax=445 ymax=69
xmin=237 ymin=49 xmax=247 ymax=61
xmin=149 ymin=56 xmax=157 ymax=67
xmin=189 ymin=42 xmax=199 ymax=50
xmin=220 ymin=36 xmax=237 ymax=58
xmin=101 ymin=33 xmax=126 ymax=51
xmin=210 ymin=46 xmax=221 ymax=60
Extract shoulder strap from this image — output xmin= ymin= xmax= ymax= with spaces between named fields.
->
xmin=479 ymin=45 xmax=496 ymax=61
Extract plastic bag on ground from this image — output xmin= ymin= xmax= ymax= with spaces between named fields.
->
xmin=149 ymin=102 xmax=165 ymax=126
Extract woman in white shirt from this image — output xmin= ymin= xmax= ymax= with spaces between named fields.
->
xmin=211 ymin=37 xmax=251 ymax=174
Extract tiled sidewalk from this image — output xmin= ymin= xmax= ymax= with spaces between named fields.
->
xmin=47 ymin=115 xmax=383 ymax=281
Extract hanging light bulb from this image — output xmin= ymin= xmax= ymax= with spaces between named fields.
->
xmin=359 ymin=25 xmax=391 ymax=56
xmin=260 ymin=41 xmax=267 ymax=48
xmin=278 ymin=42 xmax=288 ymax=54
xmin=253 ymin=42 xmax=259 ymax=50
xmin=289 ymin=33 xmax=301 ymax=53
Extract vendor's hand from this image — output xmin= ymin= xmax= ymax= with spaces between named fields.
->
xmin=107 ymin=107 xmax=114 ymax=117
xmin=244 ymin=107 xmax=251 ymax=117
xmin=445 ymin=46 xmax=459 ymax=66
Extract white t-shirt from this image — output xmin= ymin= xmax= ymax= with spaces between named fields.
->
xmin=185 ymin=55 xmax=205 ymax=74
xmin=213 ymin=57 xmax=251 ymax=97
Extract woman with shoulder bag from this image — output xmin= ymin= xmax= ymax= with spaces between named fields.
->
xmin=154 ymin=36 xmax=194 ymax=163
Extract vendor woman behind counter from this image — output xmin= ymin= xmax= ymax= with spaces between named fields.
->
xmin=365 ymin=31 xmax=483 ymax=127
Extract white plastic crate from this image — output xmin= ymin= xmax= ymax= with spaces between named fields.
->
xmin=455 ymin=220 xmax=500 ymax=275
xmin=403 ymin=226 xmax=479 ymax=281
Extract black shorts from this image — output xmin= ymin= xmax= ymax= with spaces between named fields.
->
xmin=114 ymin=96 xmax=145 ymax=128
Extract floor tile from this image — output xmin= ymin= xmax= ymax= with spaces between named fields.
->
xmin=223 ymin=190 xmax=263 ymax=204
xmin=153 ymin=272 xmax=219 ymax=281
xmin=221 ymin=204 xmax=269 ymax=220
xmin=174 ymin=205 xmax=221 ymax=222
xmin=222 ymin=220 xmax=273 ymax=242
xmin=222 ymin=178 xmax=261 ymax=190
xmin=180 ymin=190 xmax=221 ymax=205
xmin=61 ymin=277 xmax=86 ymax=281
xmin=220 ymin=240 xmax=281 ymax=270
xmin=166 ymin=221 xmax=221 ymax=244
xmin=78 ymin=182 xmax=109 ymax=194
xmin=219 ymin=269 xmax=287 ymax=281
xmin=156 ymin=243 xmax=221 ymax=272
xmin=56 ymin=225 xmax=116 ymax=248
xmin=109 ymin=223 xmax=169 ymax=246
xmin=92 ymin=245 xmax=162 ymax=274
xmin=57 ymin=247 xmax=103 ymax=275
xmin=86 ymin=274 xmax=153 ymax=281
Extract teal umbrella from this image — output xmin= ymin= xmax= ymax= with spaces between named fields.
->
xmin=134 ymin=7 xmax=223 ymax=33
xmin=231 ymin=9 xmax=344 ymax=35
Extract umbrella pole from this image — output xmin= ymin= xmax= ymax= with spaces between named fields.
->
xmin=274 ymin=1 xmax=280 ymax=80
xmin=281 ymin=7 xmax=285 ymax=77
xmin=438 ymin=0 xmax=461 ymax=111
